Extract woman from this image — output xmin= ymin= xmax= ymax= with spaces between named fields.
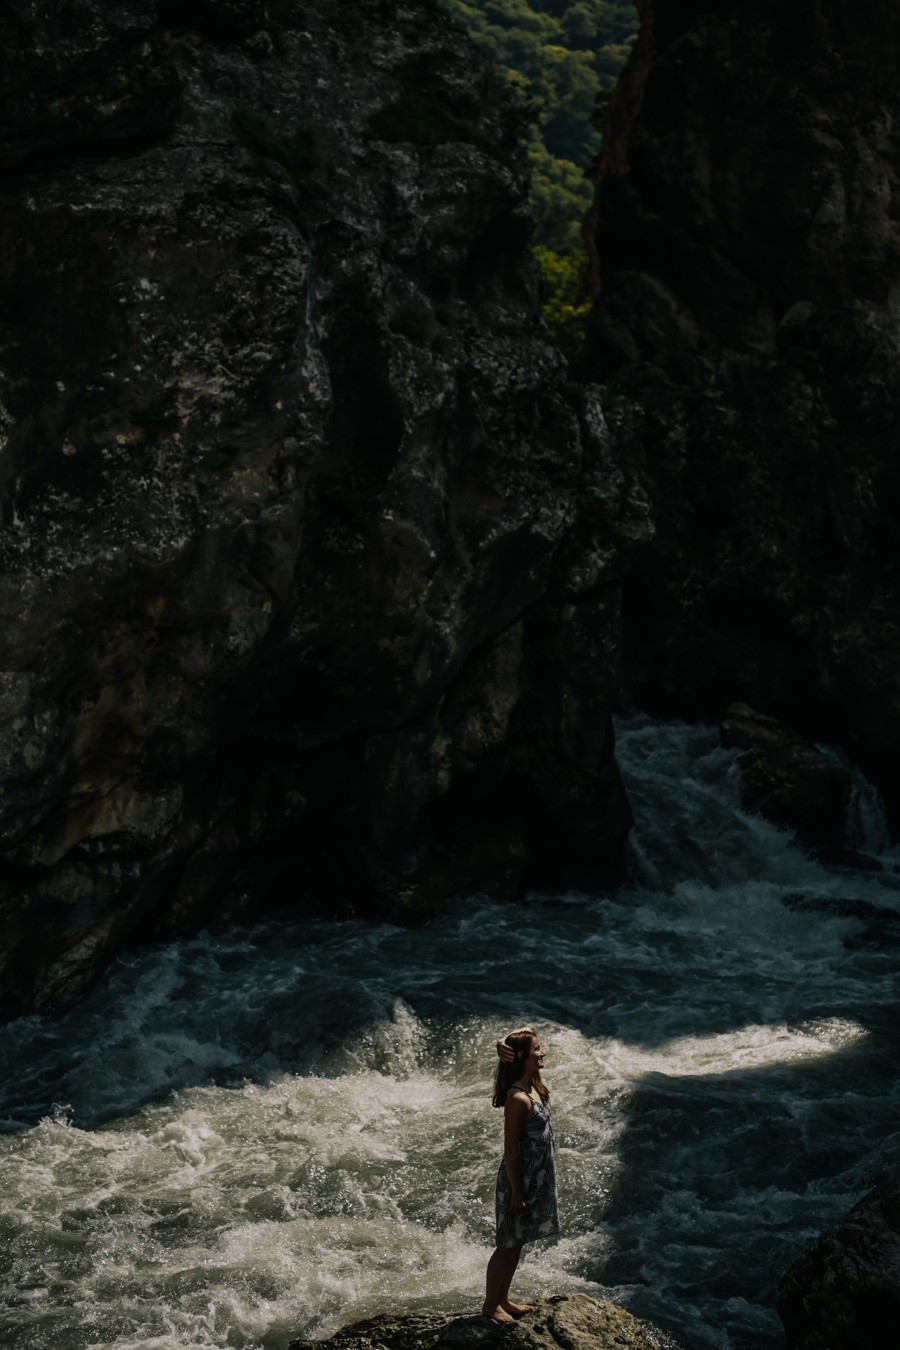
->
xmin=482 ymin=1027 xmax=559 ymax=1322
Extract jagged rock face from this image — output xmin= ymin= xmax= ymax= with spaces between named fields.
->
xmin=778 ymin=1180 xmax=900 ymax=1350
xmin=0 ymin=0 xmax=633 ymax=1018
xmin=288 ymin=1295 xmax=658 ymax=1350
xmin=590 ymin=0 xmax=900 ymax=826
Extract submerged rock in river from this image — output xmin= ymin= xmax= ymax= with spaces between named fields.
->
xmin=720 ymin=703 xmax=851 ymax=857
xmin=778 ymin=1180 xmax=900 ymax=1350
xmin=0 ymin=1 xmax=634 ymax=1018
xmin=288 ymin=1295 xmax=658 ymax=1350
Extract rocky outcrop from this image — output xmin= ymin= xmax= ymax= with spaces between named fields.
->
xmin=288 ymin=1295 xmax=658 ymax=1350
xmin=0 ymin=0 xmax=637 ymax=1019
xmin=720 ymin=703 xmax=851 ymax=856
xmin=778 ymin=1180 xmax=900 ymax=1350
xmin=589 ymin=0 xmax=900 ymax=828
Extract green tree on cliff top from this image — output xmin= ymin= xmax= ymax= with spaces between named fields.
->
xmin=442 ymin=0 xmax=636 ymax=360
xmin=444 ymin=0 xmax=635 ymax=252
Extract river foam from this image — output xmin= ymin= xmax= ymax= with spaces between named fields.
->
xmin=1 ymin=717 xmax=898 ymax=1349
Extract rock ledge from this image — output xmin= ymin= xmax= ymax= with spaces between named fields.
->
xmin=288 ymin=1295 xmax=657 ymax=1350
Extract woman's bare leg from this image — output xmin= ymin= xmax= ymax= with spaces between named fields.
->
xmin=498 ymin=1246 xmax=533 ymax=1316
xmin=483 ymin=1245 xmax=523 ymax=1320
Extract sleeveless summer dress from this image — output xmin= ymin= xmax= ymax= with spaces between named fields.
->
xmin=495 ymin=1091 xmax=559 ymax=1247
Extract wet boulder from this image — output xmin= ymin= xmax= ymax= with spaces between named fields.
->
xmin=778 ymin=1180 xmax=900 ymax=1350
xmin=288 ymin=1295 xmax=658 ymax=1350
xmin=720 ymin=704 xmax=851 ymax=856
xmin=781 ymin=893 xmax=900 ymax=949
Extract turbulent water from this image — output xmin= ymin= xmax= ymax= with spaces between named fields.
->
xmin=2 ymin=717 xmax=899 ymax=1350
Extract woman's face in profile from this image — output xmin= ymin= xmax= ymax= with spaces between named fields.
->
xmin=525 ymin=1041 xmax=545 ymax=1072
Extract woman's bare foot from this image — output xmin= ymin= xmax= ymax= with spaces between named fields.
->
xmin=501 ymin=1300 xmax=534 ymax=1317
xmin=482 ymin=1303 xmax=517 ymax=1323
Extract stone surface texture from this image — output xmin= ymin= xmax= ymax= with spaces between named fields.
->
xmin=288 ymin=1295 xmax=658 ymax=1350
xmin=778 ymin=1180 xmax=900 ymax=1350
xmin=0 ymin=0 xmax=639 ymax=1018
xmin=720 ymin=702 xmax=851 ymax=857
xmin=590 ymin=0 xmax=900 ymax=827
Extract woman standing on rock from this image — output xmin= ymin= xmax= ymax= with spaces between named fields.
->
xmin=483 ymin=1027 xmax=559 ymax=1322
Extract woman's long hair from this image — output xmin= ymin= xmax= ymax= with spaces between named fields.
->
xmin=491 ymin=1027 xmax=550 ymax=1107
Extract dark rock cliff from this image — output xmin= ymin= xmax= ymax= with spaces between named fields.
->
xmin=7 ymin=0 xmax=898 ymax=1020
xmin=589 ymin=0 xmax=900 ymax=827
xmin=0 ymin=0 xmax=638 ymax=1019
xmin=778 ymin=1179 xmax=900 ymax=1350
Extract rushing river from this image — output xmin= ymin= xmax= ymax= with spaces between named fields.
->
xmin=1 ymin=717 xmax=899 ymax=1350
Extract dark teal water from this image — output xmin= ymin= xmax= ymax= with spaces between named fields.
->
xmin=1 ymin=717 xmax=898 ymax=1349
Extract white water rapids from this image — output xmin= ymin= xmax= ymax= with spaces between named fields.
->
xmin=1 ymin=717 xmax=898 ymax=1349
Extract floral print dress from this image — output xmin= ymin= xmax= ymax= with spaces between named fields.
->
xmin=495 ymin=1092 xmax=559 ymax=1247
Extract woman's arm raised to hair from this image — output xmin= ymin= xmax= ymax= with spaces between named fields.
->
xmin=497 ymin=1038 xmax=515 ymax=1063
xmin=503 ymin=1092 xmax=529 ymax=1215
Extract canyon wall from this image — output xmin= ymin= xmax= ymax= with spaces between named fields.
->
xmin=590 ymin=0 xmax=900 ymax=824
xmin=0 ymin=0 xmax=640 ymax=1018
xmin=5 ymin=0 xmax=900 ymax=1019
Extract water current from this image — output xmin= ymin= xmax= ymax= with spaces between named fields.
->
xmin=1 ymin=717 xmax=899 ymax=1350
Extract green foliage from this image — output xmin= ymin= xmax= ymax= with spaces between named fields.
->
xmin=529 ymin=140 xmax=591 ymax=252
xmin=232 ymin=107 xmax=330 ymax=187
xmin=441 ymin=3 xmax=637 ymax=363
xmin=442 ymin=0 xmax=637 ymax=251
xmin=534 ymin=243 xmax=591 ymax=365
xmin=365 ymin=93 xmax=505 ymax=162
xmin=501 ymin=70 xmax=546 ymax=137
